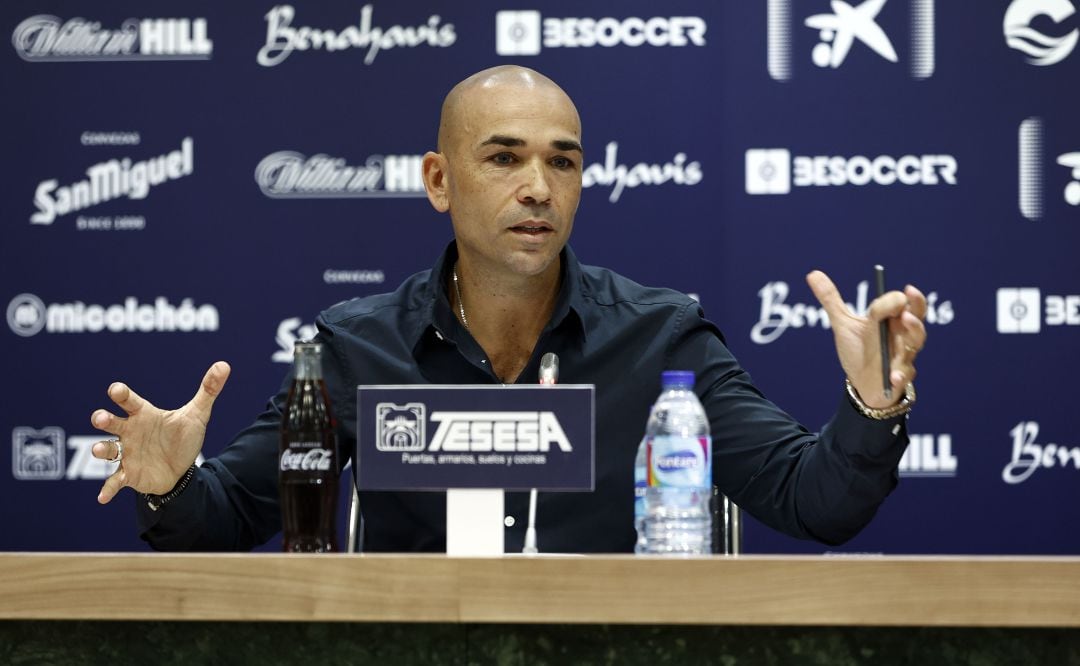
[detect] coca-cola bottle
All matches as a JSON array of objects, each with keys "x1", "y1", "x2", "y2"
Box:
[{"x1": 280, "y1": 341, "x2": 339, "y2": 552}]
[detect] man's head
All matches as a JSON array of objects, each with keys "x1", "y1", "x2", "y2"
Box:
[{"x1": 422, "y1": 66, "x2": 583, "y2": 283}]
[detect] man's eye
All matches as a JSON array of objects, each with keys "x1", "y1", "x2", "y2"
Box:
[
  {"x1": 551, "y1": 156, "x2": 574, "y2": 169},
  {"x1": 492, "y1": 153, "x2": 515, "y2": 165}
]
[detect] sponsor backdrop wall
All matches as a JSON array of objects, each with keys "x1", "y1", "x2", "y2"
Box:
[{"x1": 2, "y1": 1, "x2": 1078, "y2": 554}]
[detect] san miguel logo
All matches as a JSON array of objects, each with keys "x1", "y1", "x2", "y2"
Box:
[{"x1": 31, "y1": 137, "x2": 195, "y2": 225}]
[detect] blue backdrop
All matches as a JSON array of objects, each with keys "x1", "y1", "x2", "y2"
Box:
[{"x1": 3, "y1": 0, "x2": 1078, "y2": 554}]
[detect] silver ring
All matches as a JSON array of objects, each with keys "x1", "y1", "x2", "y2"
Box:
[{"x1": 107, "y1": 439, "x2": 123, "y2": 464}]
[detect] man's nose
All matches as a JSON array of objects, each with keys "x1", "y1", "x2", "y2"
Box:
[{"x1": 518, "y1": 159, "x2": 552, "y2": 205}]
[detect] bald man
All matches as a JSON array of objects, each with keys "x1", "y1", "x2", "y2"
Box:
[{"x1": 91, "y1": 66, "x2": 927, "y2": 552}]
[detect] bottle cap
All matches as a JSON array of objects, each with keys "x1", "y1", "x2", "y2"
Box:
[{"x1": 660, "y1": 370, "x2": 695, "y2": 388}]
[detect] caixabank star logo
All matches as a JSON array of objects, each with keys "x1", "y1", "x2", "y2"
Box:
[{"x1": 766, "y1": 0, "x2": 935, "y2": 81}]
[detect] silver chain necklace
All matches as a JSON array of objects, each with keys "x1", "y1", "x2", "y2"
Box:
[{"x1": 452, "y1": 264, "x2": 469, "y2": 330}]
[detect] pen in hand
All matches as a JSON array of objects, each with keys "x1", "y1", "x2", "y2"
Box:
[{"x1": 874, "y1": 265, "x2": 892, "y2": 401}]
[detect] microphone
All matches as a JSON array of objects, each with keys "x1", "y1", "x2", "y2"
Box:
[
  {"x1": 523, "y1": 353, "x2": 559, "y2": 554},
  {"x1": 539, "y1": 352, "x2": 559, "y2": 385}
]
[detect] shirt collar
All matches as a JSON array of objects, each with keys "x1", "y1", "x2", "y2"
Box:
[{"x1": 409, "y1": 241, "x2": 588, "y2": 355}]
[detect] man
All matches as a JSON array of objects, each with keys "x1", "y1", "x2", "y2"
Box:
[{"x1": 91, "y1": 66, "x2": 927, "y2": 552}]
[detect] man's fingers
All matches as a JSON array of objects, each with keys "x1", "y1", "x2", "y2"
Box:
[
  {"x1": 889, "y1": 313, "x2": 924, "y2": 389},
  {"x1": 108, "y1": 382, "x2": 148, "y2": 417},
  {"x1": 806, "y1": 270, "x2": 849, "y2": 321},
  {"x1": 895, "y1": 312, "x2": 927, "y2": 357},
  {"x1": 97, "y1": 468, "x2": 127, "y2": 505},
  {"x1": 91, "y1": 439, "x2": 122, "y2": 462},
  {"x1": 189, "y1": 361, "x2": 231, "y2": 417},
  {"x1": 904, "y1": 284, "x2": 928, "y2": 321},
  {"x1": 872, "y1": 285, "x2": 928, "y2": 325},
  {"x1": 90, "y1": 409, "x2": 126, "y2": 436},
  {"x1": 891, "y1": 365, "x2": 916, "y2": 390},
  {"x1": 867, "y1": 291, "x2": 908, "y2": 322}
]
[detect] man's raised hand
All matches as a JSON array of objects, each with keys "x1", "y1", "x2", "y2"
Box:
[
  {"x1": 806, "y1": 271, "x2": 927, "y2": 410},
  {"x1": 90, "y1": 361, "x2": 231, "y2": 504}
]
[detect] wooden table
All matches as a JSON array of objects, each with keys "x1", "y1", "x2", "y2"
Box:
[{"x1": 3, "y1": 553, "x2": 1078, "y2": 626}]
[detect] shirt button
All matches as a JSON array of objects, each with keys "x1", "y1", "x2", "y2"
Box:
[{"x1": 504, "y1": 515, "x2": 516, "y2": 527}]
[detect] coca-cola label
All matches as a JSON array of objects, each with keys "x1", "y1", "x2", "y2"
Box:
[{"x1": 280, "y1": 447, "x2": 333, "y2": 471}]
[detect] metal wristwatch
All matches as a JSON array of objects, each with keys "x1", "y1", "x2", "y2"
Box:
[{"x1": 845, "y1": 379, "x2": 916, "y2": 420}]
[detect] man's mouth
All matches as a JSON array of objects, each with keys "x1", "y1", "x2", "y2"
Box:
[{"x1": 510, "y1": 221, "x2": 554, "y2": 235}]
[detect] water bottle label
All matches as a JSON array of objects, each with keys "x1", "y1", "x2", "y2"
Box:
[{"x1": 647, "y1": 436, "x2": 710, "y2": 488}]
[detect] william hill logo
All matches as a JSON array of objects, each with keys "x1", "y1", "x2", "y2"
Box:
[{"x1": 13, "y1": 16, "x2": 213, "y2": 61}]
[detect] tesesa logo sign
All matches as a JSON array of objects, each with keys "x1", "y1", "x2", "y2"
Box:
[
  {"x1": 12, "y1": 427, "x2": 204, "y2": 481},
  {"x1": 495, "y1": 10, "x2": 705, "y2": 55},
  {"x1": 376, "y1": 403, "x2": 426, "y2": 452},
  {"x1": 374, "y1": 402, "x2": 572, "y2": 453}
]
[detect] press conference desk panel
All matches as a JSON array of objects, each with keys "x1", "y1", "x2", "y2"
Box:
[{"x1": 2, "y1": 553, "x2": 1078, "y2": 626}]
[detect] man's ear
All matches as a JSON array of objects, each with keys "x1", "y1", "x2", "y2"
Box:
[{"x1": 422, "y1": 151, "x2": 450, "y2": 212}]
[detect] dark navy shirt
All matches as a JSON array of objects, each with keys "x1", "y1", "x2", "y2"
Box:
[{"x1": 139, "y1": 243, "x2": 908, "y2": 552}]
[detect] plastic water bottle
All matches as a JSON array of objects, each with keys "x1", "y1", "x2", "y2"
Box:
[
  {"x1": 637, "y1": 370, "x2": 712, "y2": 555},
  {"x1": 634, "y1": 436, "x2": 648, "y2": 554}
]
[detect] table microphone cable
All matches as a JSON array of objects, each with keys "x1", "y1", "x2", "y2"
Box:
[{"x1": 523, "y1": 352, "x2": 558, "y2": 555}]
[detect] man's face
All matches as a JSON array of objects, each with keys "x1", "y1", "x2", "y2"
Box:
[{"x1": 437, "y1": 82, "x2": 582, "y2": 279}]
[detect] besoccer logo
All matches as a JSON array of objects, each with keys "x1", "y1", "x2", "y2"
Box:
[
  {"x1": 744, "y1": 147, "x2": 957, "y2": 194},
  {"x1": 745, "y1": 149, "x2": 791, "y2": 194},
  {"x1": 496, "y1": 11, "x2": 541, "y2": 55},
  {"x1": 376, "y1": 403, "x2": 426, "y2": 452},
  {"x1": 767, "y1": 0, "x2": 935, "y2": 81},
  {"x1": 494, "y1": 10, "x2": 706, "y2": 56},
  {"x1": 997, "y1": 288, "x2": 1041, "y2": 333}
]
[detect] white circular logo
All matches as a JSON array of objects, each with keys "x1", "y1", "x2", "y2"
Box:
[
  {"x1": 7, "y1": 293, "x2": 46, "y2": 337},
  {"x1": 1010, "y1": 299, "x2": 1029, "y2": 321},
  {"x1": 508, "y1": 21, "x2": 529, "y2": 43}
]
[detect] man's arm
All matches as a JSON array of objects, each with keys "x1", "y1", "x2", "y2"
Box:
[
  {"x1": 93, "y1": 313, "x2": 355, "y2": 551},
  {"x1": 134, "y1": 406, "x2": 285, "y2": 551},
  {"x1": 669, "y1": 302, "x2": 913, "y2": 545}
]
